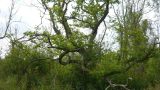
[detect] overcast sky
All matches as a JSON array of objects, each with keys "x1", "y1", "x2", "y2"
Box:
[
  {"x1": 0, "y1": 0, "x2": 42, "y2": 57},
  {"x1": 0, "y1": 0, "x2": 41, "y2": 25}
]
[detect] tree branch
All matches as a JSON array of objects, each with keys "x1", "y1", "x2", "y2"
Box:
[
  {"x1": 105, "y1": 77, "x2": 131, "y2": 90},
  {"x1": 90, "y1": 0, "x2": 110, "y2": 41},
  {"x1": 41, "y1": 0, "x2": 61, "y2": 35},
  {"x1": 60, "y1": 2, "x2": 72, "y2": 38},
  {"x1": 0, "y1": 0, "x2": 15, "y2": 39},
  {"x1": 126, "y1": 38, "x2": 157, "y2": 64},
  {"x1": 55, "y1": 51, "x2": 80, "y2": 65}
]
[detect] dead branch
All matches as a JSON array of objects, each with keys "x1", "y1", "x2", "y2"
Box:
[
  {"x1": 105, "y1": 77, "x2": 132, "y2": 90},
  {"x1": 0, "y1": 0, "x2": 15, "y2": 39}
]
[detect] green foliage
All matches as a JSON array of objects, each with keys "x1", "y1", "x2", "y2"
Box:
[
  {"x1": 0, "y1": 42, "x2": 51, "y2": 90},
  {"x1": 0, "y1": 43, "x2": 160, "y2": 89}
]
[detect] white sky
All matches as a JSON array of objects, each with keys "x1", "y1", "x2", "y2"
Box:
[
  {"x1": 0, "y1": 0, "x2": 41, "y2": 57},
  {"x1": 0, "y1": 0, "x2": 40, "y2": 25}
]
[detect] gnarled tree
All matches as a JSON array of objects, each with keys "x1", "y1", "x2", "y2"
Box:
[{"x1": 21, "y1": 0, "x2": 160, "y2": 89}]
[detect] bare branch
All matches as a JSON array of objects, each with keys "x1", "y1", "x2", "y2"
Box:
[
  {"x1": 105, "y1": 77, "x2": 131, "y2": 90},
  {"x1": 41, "y1": 0, "x2": 61, "y2": 35},
  {"x1": 0, "y1": 0, "x2": 15, "y2": 39},
  {"x1": 100, "y1": 21, "x2": 107, "y2": 43}
]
